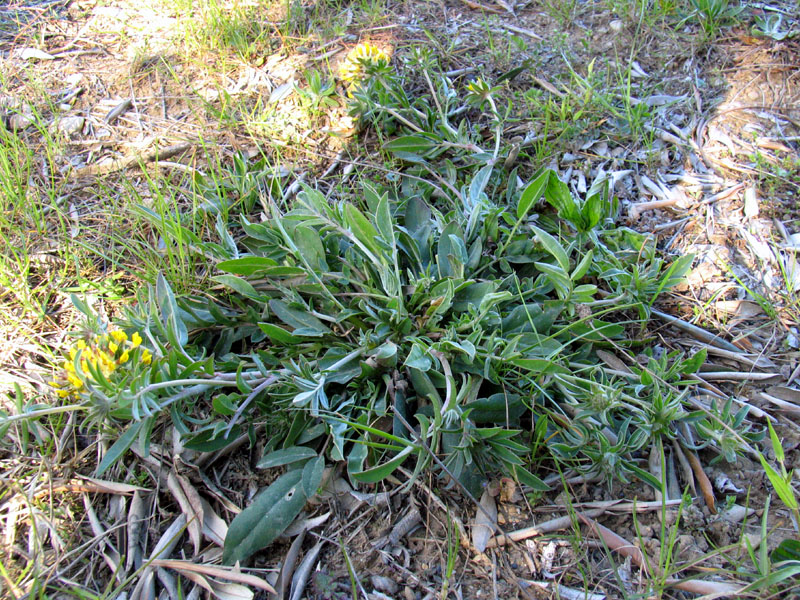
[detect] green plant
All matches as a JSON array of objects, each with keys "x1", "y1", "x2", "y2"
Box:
[
  {"x1": 295, "y1": 69, "x2": 339, "y2": 113},
  {"x1": 751, "y1": 13, "x2": 797, "y2": 41},
  {"x1": 757, "y1": 420, "x2": 800, "y2": 527},
  {"x1": 739, "y1": 495, "x2": 800, "y2": 595},
  {"x1": 36, "y1": 63, "x2": 757, "y2": 567},
  {"x1": 685, "y1": 0, "x2": 745, "y2": 38}
]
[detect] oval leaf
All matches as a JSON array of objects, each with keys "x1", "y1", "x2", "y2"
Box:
[
  {"x1": 223, "y1": 470, "x2": 307, "y2": 565},
  {"x1": 217, "y1": 257, "x2": 278, "y2": 276},
  {"x1": 351, "y1": 445, "x2": 416, "y2": 484},
  {"x1": 302, "y1": 455, "x2": 325, "y2": 498},
  {"x1": 257, "y1": 446, "x2": 317, "y2": 469}
]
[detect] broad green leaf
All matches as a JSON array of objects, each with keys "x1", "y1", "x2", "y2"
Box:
[
  {"x1": 344, "y1": 203, "x2": 382, "y2": 260},
  {"x1": 259, "y1": 266, "x2": 308, "y2": 278},
  {"x1": 571, "y1": 249, "x2": 593, "y2": 281},
  {"x1": 257, "y1": 446, "x2": 317, "y2": 469},
  {"x1": 405, "y1": 197, "x2": 432, "y2": 240},
  {"x1": 439, "y1": 339, "x2": 476, "y2": 362},
  {"x1": 531, "y1": 225, "x2": 570, "y2": 273},
  {"x1": 465, "y1": 394, "x2": 526, "y2": 424},
  {"x1": 517, "y1": 170, "x2": 550, "y2": 219},
  {"x1": 509, "y1": 358, "x2": 569, "y2": 375},
  {"x1": 212, "y1": 274, "x2": 262, "y2": 300},
  {"x1": 372, "y1": 341, "x2": 398, "y2": 367},
  {"x1": 437, "y1": 222, "x2": 464, "y2": 278},
  {"x1": 771, "y1": 539, "x2": 800, "y2": 563},
  {"x1": 534, "y1": 261, "x2": 572, "y2": 299},
  {"x1": 649, "y1": 253, "x2": 695, "y2": 303},
  {"x1": 156, "y1": 273, "x2": 188, "y2": 348},
  {"x1": 223, "y1": 470, "x2": 306, "y2": 564},
  {"x1": 582, "y1": 192, "x2": 606, "y2": 231},
  {"x1": 269, "y1": 299, "x2": 330, "y2": 336},
  {"x1": 768, "y1": 420, "x2": 785, "y2": 464},
  {"x1": 404, "y1": 343, "x2": 432, "y2": 371},
  {"x1": 452, "y1": 281, "x2": 494, "y2": 312},
  {"x1": 347, "y1": 436, "x2": 368, "y2": 479},
  {"x1": 258, "y1": 322, "x2": 304, "y2": 344},
  {"x1": 383, "y1": 135, "x2": 439, "y2": 155},
  {"x1": 544, "y1": 172, "x2": 581, "y2": 227},
  {"x1": 374, "y1": 194, "x2": 395, "y2": 251},
  {"x1": 297, "y1": 186, "x2": 332, "y2": 217},
  {"x1": 758, "y1": 454, "x2": 798, "y2": 510},
  {"x1": 573, "y1": 284, "x2": 597, "y2": 298},
  {"x1": 212, "y1": 394, "x2": 237, "y2": 416},
  {"x1": 217, "y1": 257, "x2": 278, "y2": 276},
  {"x1": 351, "y1": 445, "x2": 416, "y2": 483},
  {"x1": 469, "y1": 163, "x2": 493, "y2": 206},
  {"x1": 302, "y1": 455, "x2": 325, "y2": 498},
  {"x1": 407, "y1": 368, "x2": 442, "y2": 403},
  {"x1": 96, "y1": 421, "x2": 145, "y2": 476},
  {"x1": 292, "y1": 226, "x2": 328, "y2": 271},
  {"x1": 513, "y1": 465, "x2": 550, "y2": 491},
  {"x1": 447, "y1": 234, "x2": 468, "y2": 265},
  {"x1": 679, "y1": 348, "x2": 707, "y2": 374}
]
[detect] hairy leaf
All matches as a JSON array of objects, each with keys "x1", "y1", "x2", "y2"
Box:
[{"x1": 223, "y1": 470, "x2": 306, "y2": 564}]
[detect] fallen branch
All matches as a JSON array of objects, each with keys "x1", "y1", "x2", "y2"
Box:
[{"x1": 70, "y1": 141, "x2": 193, "y2": 179}]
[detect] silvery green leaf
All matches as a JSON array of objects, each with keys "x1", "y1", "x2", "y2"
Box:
[
  {"x1": 403, "y1": 343, "x2": 432, "y2": 371},
  {"x1": 223, "y1": 470, "x2": 306, "y2": 565}
]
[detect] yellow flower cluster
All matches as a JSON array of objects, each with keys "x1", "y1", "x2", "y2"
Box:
[
  {"x1": 338, "y1": 43, "x2": 390, "y2": 87},
  {"x1": 50, "y1": 330, "x2": 153, "y2": 398}
]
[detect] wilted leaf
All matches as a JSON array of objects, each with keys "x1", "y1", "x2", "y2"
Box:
[{"x1": 472, "y1": 489, "x2": 497, "y2": 553}]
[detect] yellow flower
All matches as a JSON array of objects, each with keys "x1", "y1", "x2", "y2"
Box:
[
  {"x1": 339, "y1": 43, "x2": 390, "y2": 86},
  {"x1": 141, "y1": 349, "x2": 152, "y2": 365},
  {"x1": 119, "y1": 351, "x2": 130, "y2": 364},
  {"x1": 108, "y1": 341, "x2": 119, "y2": 353},
  {"x1": 111, "y1": 330, "x2": 128, "y2": 343},
  {"x1": 76, "y1": 340, "x2": 87, "y2": 350},
  {"x1": 131, "y1": 332, "x2": 142, "y2": 348}
]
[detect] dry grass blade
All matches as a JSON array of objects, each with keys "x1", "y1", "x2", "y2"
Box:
[
  {"x1": 150, "y1": 559, "x2": 277, "y2": 594},
  {"x1": 167, "y1": 470, "x2": 204, "y2": 554},
  {"x1": 459, "y1": 0, "x2": 504, "y2": 14},
  {"x1": 665, "y1": 577, "x2": 744, "y2": 597},
  {"x1": 595, "y1": 349, "x2": 632, "y2": 373},
  {"x1": 274, "y1": 528, "x2": 305, "y2": 599},
  {"x1": 472, "y1": 488, "x2": 498, "y2": 553},
  {"x1": 78, "y1": 475, "x2": 150, "y2": 494},
  {"x1": 523, "y1": 580, "x2": 606, "y2": 600},
  {"x1": 69, "y1": 141, "x2": 193, "y2": 178},
  {"x1": 82, "y1": 493, "x2": 123, "y2": 580},
  {"x1": 126, "y1": 490, "x2": 147, "y2": 572},
  {"x1": 685, "y1": 447, "x2": 717, "y2": 514},
  {"x1": 200, "y1": 496, "x2": 228, "y2": 547},
  {"x1": 288, "y1": 540, "x2": 324, "y2": 600},
  {"x1": 487, "y1": 508, "x2": 605, "y2": 548},
  {"x1": 577, "y1": 512, "x2": 648, "y2": 574}
]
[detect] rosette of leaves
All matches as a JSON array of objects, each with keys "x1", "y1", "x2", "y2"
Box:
[{"x1": 94, "y1": 161, "x2": 739, "y2": 563}]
